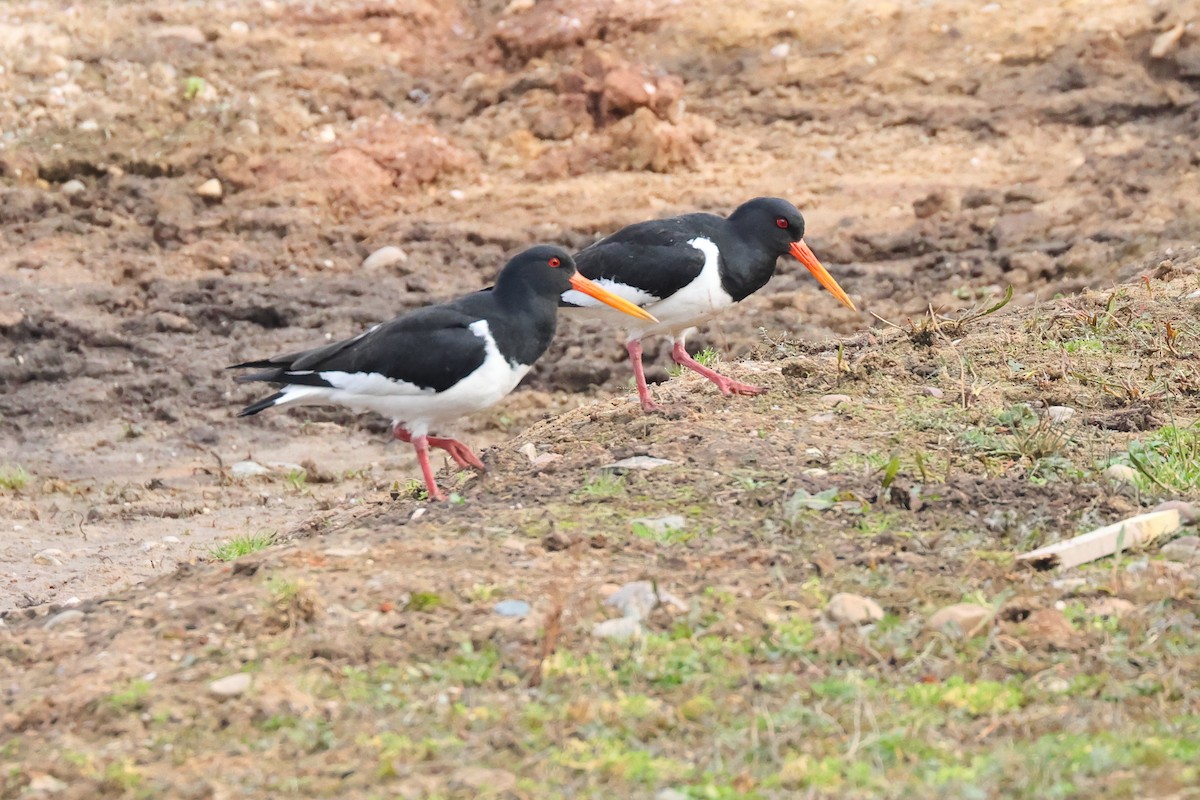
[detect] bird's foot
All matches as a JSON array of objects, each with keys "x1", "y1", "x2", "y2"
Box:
[
  {"x1": 428, "y1": 436, "x2": 486, "y2": 472},
  {"x1": 713, "y1": 377, "x2": 765, "y2": 397}
]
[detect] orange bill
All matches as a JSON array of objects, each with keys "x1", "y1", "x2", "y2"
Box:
[
  {"x1": 569, "y1": 273, "x2": 659, "y2": 323},
  {"x1": 789, "y1": 240, "x2": 857, "y2": 311}
]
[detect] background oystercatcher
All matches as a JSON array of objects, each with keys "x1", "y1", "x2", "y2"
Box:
[
  {"x1": 560, "y1": 197, "x2": 858, "y2": 411},
  {"x1": 230, "y1": 245, "x2": 657, "y2": 501}
]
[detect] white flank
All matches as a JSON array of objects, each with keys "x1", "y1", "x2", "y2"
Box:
[
  {"x1": 267, "y1": 320, "x2": 529, "y2": 437},
  {"x1": 567, "y1": 236, "x2": 735, "y2": 339},
  {"x1": 562, "y1": 278, "x2": 660, "y2": 309}
]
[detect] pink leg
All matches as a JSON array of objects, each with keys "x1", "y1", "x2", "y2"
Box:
[
  {"x1": 395, "y1": 425, "x2": 484, "y2": 471},
  {"x1": 427, "y1": 436, "x2": 486, "y2": 471},
  {"x1": 626, "y1": 339, "x2": 662, "y2": 412},
  {"x1": 671, "y1": 341, "x2": 764, "y2": 397},
  {"x1": 411, "y1": 435, "x2": 447, "y2": 502}
]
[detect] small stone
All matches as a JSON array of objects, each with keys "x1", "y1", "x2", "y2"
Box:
[
  {"x1": 33, "y1": 549, "x2": 64, "y2": 566},
  {"x1": 593, "y1": 616, "x2": 644, "y2": 640},
  {"x1": 195, "y1": 178, "x2": 223, "y2": 199},
  {"x1": 1089, "y1": 597, "x2": 1135, "y2": 618},
  {"x1": 237, "y1": 119, "x2": 260, "y2": 136},
  {"x1": 1104, "y1": 464, "x2": 1137, "y2": 485},
  {"x1": 922, "y1": 386, "x2": 944, "y2": 398},
  {"x1": 926, "y1": 603, "x2": 990, "y2": 637},
  {"x1": 43, "y1": 609, "x2": 85, "y2": 629},
  {"x1": 601, "y1": 456, "x2": 675, "y2": 472},
  {"x1": 162, "y1": 536, "x2": 181, "y2": 544},
  {"x1": 448, "y1": 766, "x2": 517, "y2": 793},
  {"x1": 148, "y1": 311, "x2": 196, "y2": 333},
  {"x1": 826, "y1": 592, "x2": 884, "y2": 625},
  {"x1": 604, "y1": 580, "x2": 688, "y2": 620},
  {"x1": 630, "y1": 515, "x2": 685, "y2": 535},
  {"x1": 1151, "y1": 22, "x2": 1186, "y2": 58},
  {"x1": 360, "y1": 246, "x2": 408, "y2": 272},
  {"x1": 542, "y1": 530, "x2": 573, "y2": 551},
  {"x1": 60, "y1": 179, "x2": 86, "y2": 196},
  {"x1": 494, "y1": 600, "x2": 531, "y2": 617},
  {"x1": 1160, "y1": 535, "x2": 1200, "y2": 562},
  {"x1": 820, "y1": 394, "x2": 852, "y2": 407},
  {"x1": 27, "y1": 774, "x2": 68, "y2": 794},
  {"x1": 769, "y1": 43, "x2": 790, "y2": 59},
  {"x1": 154, "y1": 25, "x2": 207, "y2": 45},
  {"x1": 209, "y1": 672, "x2": 252, "y2": 698},
  {"x1": 1152, "y1": 500, "x2": 1200, "y2": 525},
  {"x1": 1018, "y1": 608, "x2": 1080, "y2": 650},
  {"x1": 323, "y1": 546, "x2": 370, "y2": 558},
  {"x1": 230, "y1": 460, "x2": 270, "y2": 479},
  {"x1": 1046, "y1": 405, "x2": 1076, "y2": 425},
  {"x1": 229, "y1": 20, "x2": 250, "y2": 36},
  {"x1": 809, "y1": 412, "x2": 836, "y2": 424}
]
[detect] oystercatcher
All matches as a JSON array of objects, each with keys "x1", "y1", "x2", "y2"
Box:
[
  {"x1": 230, "y1": 245, "x2": 657, "y2": 501},
  {"x1": 560, "y1": 197, "x2": 857, "y2": 411}
]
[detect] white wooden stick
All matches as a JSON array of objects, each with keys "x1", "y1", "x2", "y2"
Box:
[{"x1": 1016, "y1": 509, "x2": 1184, "y2": 570}]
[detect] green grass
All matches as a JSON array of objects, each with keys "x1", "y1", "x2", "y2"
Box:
[
  {"x1": 579, "y1": 473, "x2": 626, "y2": 499},
  {"x1": 1120, "y1": 422, "x2": 1200, "y2": 495},
  {"x1": 209, "y1": 530, "x2": 276, "y2": 561},
  {"x1": 669, "y1": 347, "x2": 720, "y2": 377},
  {"x1": 0, "y1": 464, "x2": 29, "y2": 491}
]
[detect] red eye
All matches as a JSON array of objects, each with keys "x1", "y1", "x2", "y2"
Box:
[
  {"x1": 776, "y1": 217, "x2": 789, "y2": 229},
  {"x1": 548, "y1": 257, "x2": 561, "y2": 268}
]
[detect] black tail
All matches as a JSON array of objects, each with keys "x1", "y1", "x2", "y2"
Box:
[{"x1": 238, "y1": 391, "x2": 285, "y2": 417}]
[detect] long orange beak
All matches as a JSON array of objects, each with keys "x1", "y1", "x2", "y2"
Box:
[
  {"x1": 569, "y1": 273, "x2": 659, "y2": 323},
  {"x1": 789, "y1": 240, "x2": 857, "y2": 311}
]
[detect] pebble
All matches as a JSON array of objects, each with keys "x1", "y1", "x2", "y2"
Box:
[
  {"x1": 593, "y1": 616, "x2": 644, "y2": 640},
  {"x1": 601, "y1": 456, "x2": 675, "y2": 472},
  {"x1": 237, "y1": 119, "x2": 260, "y2": 136},
  {"x1": 631, "y1": 514, "x2": 685, "y2": 534},
  {"x1": 1152, "y1": 500, "x2": 1200, "y2": 525},
  {"x1": 1046, "y1": 405, "x2": 1076, "y2": 425},
  {"x1": 230, "y1": 460, "x2": 270, "y2": 478},
  {"x1": 542, "y1": 529, "x2": 572, "y2": 551},
  {"x1": 826, "y1": 592, "x2": 884, "y2": 625},
  {"x1": 43, "y1": 609, "x2": 85, "y2": 629},
  {"x1": 604, "y1": 580, "x2": 688, "y2": 620},
  {"x1": 1104, "y1": 464, "x2": 1137, "y2": 485},
  {"x1": 494, "y1": 600, "x2": 531, "y2": 617},
  {"x1": 60, "y1": 179, "x2": 86, "y2": 196},
  {"x1": 769, "y1": 43, "x2": 790, "y2": 59},
  {"x1": 922, "y1": 386, "x2": 944, "y2": 398},
  {"x1": 820, "y1": 393, "x2": 852, "y2": 407},
  {"x1": 1089, "y1": 597, "x2": 1135, "y2": 618},
  {"x1": 362, "y1": 245, "x2": 409, "y2": 271},
  {"x1": 229, "y1": 20, "x2": 250, "y2": 36},
  {"x1": 926, "y1": 603, "x2": 990, "y2": 637},
  {"x1": 809, "y1": 412, "x2": 836, "y2": 424},
  {"x1": 323, "y1": 546, "x2": 370, "y2": 558},
  {"x1": 27, "y1": 774, "x2": 68, "y2": 794},
  {"x1": 162, "y1": 536, "x2": 181, "y2": 544},
  {"x1": 1160, "y1": 535, "x2": 1200, "y2": 562},
  {"x1": 195, "y1": 178, "x2": 223, "y2": 199},
  {"x1": 209, "y1": 672, "x2": 252, "y2": 698},
  {"x1": 33, "y1": 548, "x2": 64, "y2": 566}
]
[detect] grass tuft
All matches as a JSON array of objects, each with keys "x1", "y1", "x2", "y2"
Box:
[
  {"x1": 209, "y1": 530, "x2": 276, "y2": 561},
  {"x1": 0, "y1": 464, "x2": 29, "y2": 491}
]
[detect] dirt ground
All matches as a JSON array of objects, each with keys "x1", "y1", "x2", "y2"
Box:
[{"x1": 2, "y1": 0, "x2": 1200, "y2": 797}]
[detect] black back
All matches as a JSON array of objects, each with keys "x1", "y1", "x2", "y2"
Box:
[
  {"x1": 230, "y1": 246, "x2": 576, "y2": 397},
  {"x1": 571, "y1": 197, "x2": 807, "y2": 304}
]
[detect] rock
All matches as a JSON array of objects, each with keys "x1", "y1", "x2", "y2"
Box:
[
  {"x1": 494, "y1": 600, "x2": 531, "y2": 617},
  {"x1": 209, "y1": 672, "x2": 252, "y2": 698},
  {"x1": 195, "y1": 178, "x2": 223, "y2": 199},
  {"x1": 1104, "y1": 464, "x2": 1137, "y2": 485},
  {"x1": 448, "y1": 766, "x2": 517, "y2": 794},
  {"x1": 43, "y1": 609, "x2": 85, "y2": 629},
  {"x1": 606, "y1": 108, "x2": 698, "y2": 173},
  {"x1": 60, "y1": 179, "x2": 86, "y2": 196},
  {"x1": 1018, "y1": 608, "x2": 1080, "y2": 650},
  {"x1": 922, "y1": 386, "x2": 944, "y2": 398},
  {"x1": 820, "y1": 394, "x2": 852, "y2": 407},
  {"x1": 542, "y1": 530, "x2": 572, "y2": 551},
  {"x1": 1160, "y1": 535, "x2": 1200, "y2": 562},
  {"x1": 926, "y1": 603, "x2": 990, "y2": 637},
  {"x1": 361, "y1": 245, "x2": 409, "y2": 272},
  {"x1": 1089, "y1": 597, "x2": 1135, "y2": 618},
  {"x1": 230, "y1": 460, "x2": 270, "y2": 479},
  {"x1": 912, "y1": 190, "x2": 950, "y2": 219},
  {"x1": 154, "y1": 25, "x2": 206, "y2": 45},
  {"x1": 323, "y1": 546, "x2": 370, "y2": 558},
  {"x1": 1151, "y1": 22, "x2": 1186, "y2": 58},
  {"x1": 1046, "y1": 405, "x2": 1075, "y2": 425},
  {"x1": 593, "y1": 616, "x2": 644, "y2": 640},
  {"x1": 604, "y1": 580, "x2": 688, "y2": 620},
  {"x1": 826, "y1": 593, "x2": 884, "y2": 625},
  {"x1": 1152, "y1": 500, "x2": 1200, "y2": 525},
  {"x1": 33, "y1": 549, "x2": 64, "y2": 566},
  {"x1": 27, "y1": 774, "x2": 68, "y2": 794},
  {"x1": 630, "y1": 515, "x2": 685, "y2": 535},
  {"x1": 601, "y1": 456, "x2": 675, "y2": 472},
  {"x1": 148, "y1": 311, "x2": 196, "y2": 333}
]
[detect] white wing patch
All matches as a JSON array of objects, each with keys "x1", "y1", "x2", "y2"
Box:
[{"x1": 562, "y1": 278, "x2": 660, "y2": 309}]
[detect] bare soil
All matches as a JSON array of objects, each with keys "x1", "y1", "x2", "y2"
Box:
[{"x1": 2, "y1": 0, "x2": 1200, "y2": 797}]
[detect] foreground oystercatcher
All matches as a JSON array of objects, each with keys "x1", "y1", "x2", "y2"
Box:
[
  {"x1": 561, "y1": 197, "x2": 857, "y2": 411},
  {"x1": 230, "y1": 245, "x2": 657, "y2": 501}
]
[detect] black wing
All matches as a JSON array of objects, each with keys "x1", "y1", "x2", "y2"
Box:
[
  {"x1": 571, "y1": 214, "x2": 722, "y2": 303},
  {"x1": 229, "y1": 306, "x2": 489, "y2": 394}
]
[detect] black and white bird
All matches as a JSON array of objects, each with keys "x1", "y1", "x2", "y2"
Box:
[
  {"x1": 230, "y1": 245, "x2": 657, "y2": 501},
  {"x1": 560, "y1": 197, "x2": 857, "y2": 411}
]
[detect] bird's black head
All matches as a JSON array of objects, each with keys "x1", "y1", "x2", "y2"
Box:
[
  {"x1": 728, "y1": 197, "x2": 806, "y2": 254},
  {"x1": 494, "y1": 244, "x2": 578, "y2": 300}
]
